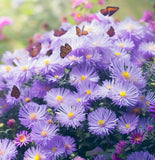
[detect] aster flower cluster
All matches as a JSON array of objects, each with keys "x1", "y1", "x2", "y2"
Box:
[{"x1": 0, "y1": 8, "x2": 155, "y2": 160}]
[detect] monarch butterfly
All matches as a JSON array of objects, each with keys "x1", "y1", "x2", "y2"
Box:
[
  {"x1": 60, "y1": 43, "x2": 72, "y2": 58},
  {"x1": 107, "y1": 26, "x2": 115, "y2": 37},
  {"x1": 54, "y1": 29, "x2": 67, "y2": 37},
  {"x1": 100, "y1": 6, "x2": 119, "y2": 16},
  {"x1": 76, "y1": 26, "x2": 88, "y2": 37},
  {"x1": 11, "y1": 85, "x2": 20, "y2": 99},
  {"x1": 29, "y1": 42, "x2": 41, "y2": 57}
]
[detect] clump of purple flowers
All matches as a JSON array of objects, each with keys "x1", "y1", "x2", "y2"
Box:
[{"x1": 0, "y1": 6, "x2": 155, "y2": 160}]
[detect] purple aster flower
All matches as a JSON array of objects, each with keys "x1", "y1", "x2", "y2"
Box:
[
  {"x1": 56, "y1": 104, "x2": 85, "y2": 128},
  {"x1": 144, "y1": 91, "x2": 155, "y2": 108},
  {"x1": 117, "y1": 114, "x2": 139, "y2": 134},
  {"x1": 46, "y1": 68, "x2": 65, "y2": 83},
  {"x1": 14, "y1": 130, "x2": 32, "y2": 147},
  {"x1": 73, "y1": 156, "x2": 86, "y2": 160},
  {"x1": 114, "y1": 38, "x2": 135, "y2": 51},
  {"x1": 31, "y1": 81, "x2": 51, "y2": 98},
  {"x1": 31, "y1": 120, "x2": 58, "y2": 146},
  {"x1": 24, "y1": 146, "x2": 47, "y2": 160},
  {"x1": 88, "y1": 107, "x2": 117, "y2": 136},
  {"x1": 46, "y1": 135, "x2": 65, "y2": 160},
  {"x1": 63, "y1": 136, "x2": 77, "y2": 156},
  {"x1": 77, "y1": 82, "x2": 100, "y2": 101},
  {"x1": 109, "y1": 81, "x2": 139, "y2": 107},
  {"x1": 45, "y1": 88, "x2": 73, "y2": 109},
  {"x1": 127, "y1": 151, "x2": 155, "y2": 160},
  {"x1": 116, "y1": 17, "x2": 145, "y2": 40},
  {"x1": 138, "y1": 41, "x2": 155, "y2": 58},
  {"x1": 115, "y1": 140, "x2": 127, "y2": 154},
  {"x1": 0, "y1": 98, "x2": 13, "y2": 114},
  {"x1": 150, "y1": 103, "x2": 155, "y2": 118},
  {"x1": 97, "y1": 79, "x2": 115, "y2": 98},
  {"x1": 110, "y1": 59, "x2": 146, "y2": 89},
  {"x1": 19, "y1": 102, "x2": 47, "y2": 128},
  {"x1": 129, "y1": 129, "x2": 146, "y2": 145},
  {"x1": 139, "y1": 9, "x2": 153, "y2": 23},
  {"x1": 94, "y1": 155, "x2": 106, "y2": 160},
  {"x1": 0, "y1": 139, "x2": 17, "y2": 160},
  {"x1": 70, "y1": 63, "x2": 99, "y2": 86}
]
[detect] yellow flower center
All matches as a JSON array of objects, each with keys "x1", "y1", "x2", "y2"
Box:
[
  {"x1": 87, "y1": 89, "x2": 91, "y2": 95},
  {"x1": 30, "y1": 113, "x2": 37, "y2": 121},
  {"x1": 115, "y1": 52, "x2": 121, "y2": 56},
  {"x1": 23, "y1": 65, "x2": 27, "y2": 71},
  {"x1": 19, "y1": 134, "x2": 26, "y2": 142},
  {"x1": 77, "y1": 13, "x2": 81, "y2": 18},
  {"x1": 86, "y1": 54, "x2": 92, "y2": 59},
  {"x1": 0, "y1": 150, "x2": 4, "y2": 155},
  {"x1": 125, "y1": 123, "x2": 130, "y2": 129},
  {"x1": 119, "y1": 43, "x2": 124, "y2": 47},
  {"x1": 45, "y1": 59, "x2": 50, "y2": 65},
  {"x1": 5, "y1": 66, "x2": 11, "y2": 71},
  {"x1": 17, "y1": 57, "x2": 21, "y2": 60},
  {"x1": 86, "y1": 27, "x2": 93, "y2": 31},
  {"x1": 41, "y1": 131, "x2": 47, "y2": 137},
  {"x1": 135, "y1": 136, "x2": 141, "y2": 141},
  {"x1": 56, "y1": 96, "x2": 63, "y2": 103},
  {"x1": 65, "y1": 144, "x2": 71, "y2": 150},
  {"x1": 35, "y1": 153, "x2": 42, "y2": 160},
  {"x1": 149, "y1": 45, "x2": 155, "y2": 51},
  {"x1": 81, "y1": 75, "x2": 87, "y2": 81},
  {"x1": 69, "y1": 56, "x2": 79, "y2": 61},
  {"x1": 77, "y1": 98, "x2": 81, "y2": 102},
  {"x1": 93, "y1": 42, "x2": 97, "y2": 46},
  {"x1": 140, "y1": 95, "x2": 145, "y2": 101},
  {"x1": 146, "y1": 101, "x2": 150, "y2": 106},
  {"x1": 67, "y1": 112, "x2": 75, "y2": 119},
  {"x1": 98, "y1": 120, "x2": 105, "y2": 127},
  {"x1": 107, "y1": 85, "x2": 111, "y2": 90},
  {"x1": 3, "y1": 104, "x2": 7, "y2": 108},
  {"x1": 52, "y1": 147, "x2": 57, "y2": 152},
  {"x1": 55, "y1": 75, "x2": 58, "y2": 78},
  {"x1": 122, "y1": 71, "x2": 130, "y2": 79},
  {"x1": 46, "y1": 86, "x2": 50, "y2": 91},
  {"x1": 25, "y1": 97, "x2": 30, "y2": 103},
  {"x1": 120, "y1": 91, "x2": 127, "y2": 97}
]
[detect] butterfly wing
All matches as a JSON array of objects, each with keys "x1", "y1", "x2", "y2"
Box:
[
  {"x1": 46, "y1": 49, "x2": 53, "y2": 56},
  {"x1": 60, "y1": 43, "x2": 72, "y2": 58},
  {"x1": 54, "y1": 29, "x2": 67, "y2": 37},
  {"x1": 11, "y1": 85, "x2": 20, "y2": 99},
  {"x1": 76, "y1": 26, "x2": 82, "y2": 36},
  {"x1": 107, "y1": 6, "x2": 119, "y2": 16},
  {"x1": 29, "y1": 42, "x2": 41, "y2": 57},
  {"x1": 100, "y1": 8, "x2": 108, "y2": 16},
  {"x1": 107, "y1": 26, "x2": 115, "y2": 37}
]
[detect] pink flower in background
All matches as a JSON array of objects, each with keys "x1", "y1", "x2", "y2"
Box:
[
  {"x1": 148, "y1": 20, "x2": 155, "y2": 32},
  {"x1": 72, "y1": 12, "x2": 83, "y2": 22},
  {"x1": 0, "y1": 17, "x2": 13, "y2": 29},
  {"x1": 71, "y1": 0, "x2": 88, "y2": 8},
  {"x1": 33, "y1": 33, "x2": 43, "y2": 41},
  {"x1": 98, "y1": 0, "x2": 106, "y2": 5},
  {"x1": 85, "y1": 2, "x2": 93, "y2": 9},
  {"x1": 139, "y1": 9, "x2": 153, "y2": 23}
]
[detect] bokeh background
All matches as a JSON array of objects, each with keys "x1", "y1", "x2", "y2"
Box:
[{"x1": 0, "y1": 0, "x2": 154, "y2": 60}]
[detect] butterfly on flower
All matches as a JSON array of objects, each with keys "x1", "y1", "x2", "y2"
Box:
[
  {"x1": 46, "y1": 49, "x2": 53, "y2": 56},
  {"x1": 60, "y1": 43, "x2": 72, "y2": 58},
  {"x1": 28, "y1": 42, "x2": 41, "y2": 57},
  {"x1": 11, "y1": 85, "x2": 20, "y2": 99},
  {"x1": 54, "y1": 29, "x2": 67, "y2": 37},
  {"x1": 76, "y1": 26, "x2": 88, "y2": 37},
  {"x1": 107, "y1": 26, "x2": 115, "y2": 37},
  {"x1": 100, "y1": 6, "x2": 119, "y2": 16}
]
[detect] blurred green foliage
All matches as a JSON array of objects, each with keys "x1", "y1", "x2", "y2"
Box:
[{"x1": 0, "y1": 0, "x2": 153, "y2": 60}]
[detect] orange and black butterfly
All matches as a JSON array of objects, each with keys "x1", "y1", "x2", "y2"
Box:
[
  {"x1": 29, "y1": 42, "x2": 41, "y2": 57},
  {"x1": 107, "y1": 26, "x2": 115, "y2": 37},
  {"x1": 60, "y1": 43, "x2": 72, "y2": 58},
  {"x1": 11, "y1": 85, "x2": 20, "y2": 99},
  {"x1": 46, "y1": 49, "x2": 53, "y2": 56},
  {"x1": 76, "y1": 26, "x2": 88, "y2": 37},
  {"x1": 100, "y1": 6, "x2": 119, "y2": 16},
  {"x1": 54, "y1": 29, "x2": 67, "y2": 37}
]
